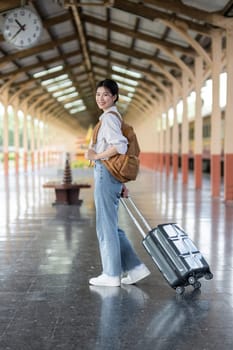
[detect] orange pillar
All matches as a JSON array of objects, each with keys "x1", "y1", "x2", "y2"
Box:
[
  {"x1": 172, "y1": 88, "x2": 179, "y2": 180},
  {"x1": 37, "y1": 118, "x2": 41, "y2": 169},
  {"x1": 31, "y1": 152, "x2": 35, "y2": 170},
  {"x1": 31, "y1": 117, "x2": 35, "y2": 171},
  {"x1": 212, "y1": 155, "x2": 221, "y2": 196},
  {"x1": 4, "y1": 152, "x2": 9, "y2": 175},
  {"x1": 23, "y1": 152, "x2": 27, "y2": 171},
  {"x1": 43, "y1": 151, "x2": 46, "y2": 166},
  {"x1": 165, "y1": 153, "x2": 170, "y2": 175},
  {"x1": 165, "y1": 100, "x2": 171, "y2": 176},
  {"x1": 181, "y1": 73, "x2": 189, "y2": 184},
  {"x1": 3, "y1": 104, "x2": 9, "y2": 176},
  {"x1": 37, "y1": 151, "x2": 41, "y2": 168},
  {"x1": 211, "y1": 30, "x2": 222, "y2": 197},
  {"x1": 23, "y1": 114, "x2": 28, "y2": 172},
  {"x1": 173, "y1": 154, "x2": 179, "y2": 179},
  {"x1": 182, "y1": 154, "x2": 188, "y2": 183},
  {"x1": 160, "y1": 152, "x2": 164, "y2": 171},
  {"x1": 15, "y1": 152, "x2": 19, "y2": 173},
  {"x1": 224, "y1": 27, "x2": 233, "y2": 201},
  {"x1": 158, "y1": 116, "x2": 165, "y2": 172},
  {"x1": 13, "y1": 106, "x2": 20, "y2": 174},
  {"x1": 224, "y1": 154, "x2": 233, "y2": 200},
  {"x1": 194, "y1": 155, "x2": 202, "y2": 188},
  {"x1": 194, "y1": 56, "x2": 203, "y2": 190},
  {"x1": 155, "y1": 152, "x2": 160, "y2": 171}
]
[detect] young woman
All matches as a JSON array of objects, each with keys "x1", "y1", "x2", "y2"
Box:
[{"x1": 85, "y1": 79, "x2": 150, "y2": 287}]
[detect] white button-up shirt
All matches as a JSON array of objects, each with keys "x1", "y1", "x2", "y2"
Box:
[{"x1": 94, "y1": 106, "x2": 128, "y2": 159}]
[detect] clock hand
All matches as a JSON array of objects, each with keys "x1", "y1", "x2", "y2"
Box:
[
  {"x1": 15, "y1": 19, "x2": 26, "y2": 31},
  {"x1": 10, "y1": 20, "x2": 26, "y2": 41},
  {"x1": 11, "y1": 26, "x2": 24, "y2": 40}
]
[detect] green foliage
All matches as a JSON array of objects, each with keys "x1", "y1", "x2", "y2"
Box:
[
  {"x1": 71, "y1": 159, "x2": 90, "y2": 168},
  {"x1": 0, "y1": 152, "x2": 15, "y2": 162}
]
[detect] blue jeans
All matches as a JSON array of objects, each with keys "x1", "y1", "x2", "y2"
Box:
[{"x1": 94, "y1": 161, "x2": 142, "y2": 276}]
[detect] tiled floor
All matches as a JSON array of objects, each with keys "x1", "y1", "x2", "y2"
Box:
[{"x1": 0, "y1": 166, "x2": 233, "y2": 350}]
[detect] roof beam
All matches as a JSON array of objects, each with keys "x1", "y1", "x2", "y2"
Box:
[
  {"x1": 113, "y1": 0, "x2": 213, "y2": 35},
  {"x1": 0, "y1": 34, "x2": 79, "y2": 67},
  {"x1": 90, "y1": 51, "x2": 165, "y2": 80},
  {"x1": 143, "y1": 0, "x2": 231, "y2": 29},
  {"x1": 82, "y1": 14, "x2": 194, "y2": 56},
  {"x1": 87, "y1": 35, "x2": 179, "y2": 70}
]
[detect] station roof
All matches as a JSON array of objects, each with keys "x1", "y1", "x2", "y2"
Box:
[{"x1": 0, "y1": 0, "x2": 233, "y2": 131}]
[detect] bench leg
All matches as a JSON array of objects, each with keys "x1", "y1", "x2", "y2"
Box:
[{"x1": 53, "y1": 189, "x2": 82, "y2": 205}]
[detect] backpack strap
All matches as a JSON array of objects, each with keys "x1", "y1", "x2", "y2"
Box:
[
  {"x1": 91, "y1": 121, "x2": 101, "y2": 146},
  {"x1": 109, "y1": 111, "x2": 122, "y2": 123}
]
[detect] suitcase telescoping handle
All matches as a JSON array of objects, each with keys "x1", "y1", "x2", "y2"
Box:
[{"x1": 120, "y1": 197, "x2": 152, "y2": 238}]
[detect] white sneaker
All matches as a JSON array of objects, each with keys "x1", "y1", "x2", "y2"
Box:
[
  {"x1": 121, "y1": 264, "x2": 150, "y2": 285},
  {"x1": 89, "y1": 274, "x2": 121, "y2": 287}
]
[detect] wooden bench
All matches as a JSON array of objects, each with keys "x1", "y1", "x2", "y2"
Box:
[{"x1": 43, "y1": 182, "x2": 91, "y2": 205}]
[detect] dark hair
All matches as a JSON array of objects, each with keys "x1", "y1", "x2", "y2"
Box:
[{"x1": 96, "y1": 79, "x2": 119, "y2": 102}]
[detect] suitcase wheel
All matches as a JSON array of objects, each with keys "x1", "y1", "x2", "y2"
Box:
[
  {"x1": 175, "y1": 286, "x2": 185, "y2": 295},
  {"x1": 193, "y1": 281, "x2": 201, "y2": 290},
  {"x1": 188, "y1": 276, "x2": 196, "y2": 285},
  {"x1": 204, "y1": 272, "x2": 214, "y2": 280}
]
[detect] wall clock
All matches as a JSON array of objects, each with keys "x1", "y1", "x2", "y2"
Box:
[{"x1": 3, "y1": 7, "x2": 42, "y2": 49}]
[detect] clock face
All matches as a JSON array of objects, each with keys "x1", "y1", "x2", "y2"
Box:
[{"x1": 3, "y1": 7, "x2": 42, "y2": 49}]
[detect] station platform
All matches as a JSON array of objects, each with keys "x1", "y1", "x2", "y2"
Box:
[{"x1": 0, "y1": 166, "x2": 233, "y2": 350}]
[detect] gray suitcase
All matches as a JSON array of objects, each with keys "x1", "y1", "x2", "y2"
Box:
[{"x1": 120, "y1": 197, "x2": 213, "y2": 294}]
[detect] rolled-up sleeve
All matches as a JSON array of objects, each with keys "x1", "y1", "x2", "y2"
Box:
[{"x1": 102, "y1": 114, "x2": 128, "y2": 154}]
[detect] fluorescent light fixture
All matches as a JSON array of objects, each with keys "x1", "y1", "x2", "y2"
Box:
[
  {"x1": 33, "y1": 65, "x2": 63, "y2": 78},
  {"x1": 52, "y1": 87, "x2": 76, "y2": 97},
  {"x1": 33, "y1": 65, "x2": 88, "y2": 116},
  {"x1": 70, "y1": 106, "x2": 86, "y2": 113},
  {"x1": 119, "y1": 94, "x2": 131, "y2": 102},
  {"x1": 47, "y1": 80, "x2": 72, "y2": 92},
  {"x1": 112, "y1": 74, "x2": 138, "y2": 86},
  {"x1": 64, "y1": 100, "x2": 84, "y2": 109},
  {"x1": 57, "y1": 92, "x2": 79, "y2": 102},
  {"x1": 118, "y1": 103, "x2": 128, "y2": 109},
  {"x1": 112, "y1": 65, "x2": 141, "y2": 79},
  {"x1": 41, "y1": 74, "x2": 69, "y2": 86},
  {"x1": 118, "y1": 82, "x2": 135, "y2": 93}
]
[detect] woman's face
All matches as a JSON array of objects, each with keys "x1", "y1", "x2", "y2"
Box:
[{"x1": 96, "y1": 86, "x2": 117, "y2": 111}]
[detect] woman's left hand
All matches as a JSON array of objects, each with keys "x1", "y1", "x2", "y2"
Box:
[
  {"x1": 121, "y1": 184, "x2": 129, "y2": 198},
  {"x1": 85, "y1": 148, "x2": 97, "y2": 161}
]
